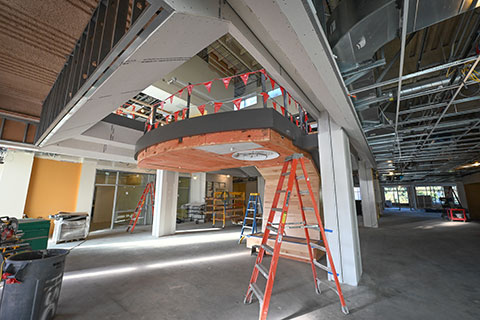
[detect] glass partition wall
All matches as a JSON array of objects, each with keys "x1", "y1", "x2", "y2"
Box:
[{"x1": 90, "y1": 170, "x2": 156, "y2": 231}]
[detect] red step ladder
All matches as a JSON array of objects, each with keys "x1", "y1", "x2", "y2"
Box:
[
  {"x1": 244, "y1": 153, "x2": 348, "y2": 319},
  {"x1": 126, "y1": 182, "x2": 155, "y2": 233}
]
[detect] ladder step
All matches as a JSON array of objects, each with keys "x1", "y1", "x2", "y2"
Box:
[
  {"x1": 245, "y1": 217, "x2": 254, "y2": 220},
  {"x1": 247, "y1": 209, "x2": 256, "y2": 211},
  {"x1": 282, "y1": 172, "x2": 290, "y2": 176},
  {"x1": 266, "y1": 225, "x2": 278, "y2": 233},
  {"x1": 310, "y1": 242, "x2": 326, "y2": 252},
  {"x1": 250, "y1": 283, "x2": 264, "y2": 304},
  {"x1": 296, "y1": 175, "x2": 305, "y2": 180},
  {"x1": 276, "y1": 190, "x2": 287, "y2": 193},
  {"x1": 313, "y1": 259, "x2": 332, "y2": 273},
  {"x1": 299, "y1": 190, "x2": 309, "y2": 195},
  {"x1": 302, "y1": 207, "x2": 314, "y2": 211},
  {"x1": 255, "y1": 263, "x2": 269, "y2": 279},
  {"x1": 261, "y1": 244, "x2": 274, "y2": 255},
  {"x1": 243, "y1": 226, "x2": 253, "y2": 229},
  {"x1": 272, "y1": 208, "x2": 283, "y2": 212}
]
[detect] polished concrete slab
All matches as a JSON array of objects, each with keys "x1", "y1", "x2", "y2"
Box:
[{"x1": 53, "y1": 214, "x2": 480, "y2": 319}]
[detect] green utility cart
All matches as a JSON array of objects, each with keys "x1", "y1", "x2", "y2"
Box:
[{"x1": 17, "y1": 219, "x2": 50, "y2": 250}]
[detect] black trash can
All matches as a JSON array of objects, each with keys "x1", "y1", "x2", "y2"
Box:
[{"x1": 0, "y1": 249, "x2": 69, "y2": 320}]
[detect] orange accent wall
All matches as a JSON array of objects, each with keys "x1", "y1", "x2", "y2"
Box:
[{"x1": 24, "y1": 157, "x2": 82, "y2": 232}]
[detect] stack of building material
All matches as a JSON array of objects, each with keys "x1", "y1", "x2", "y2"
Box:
[{"x1": 183, "y1": 203, "x2": 206, "y2": 223}]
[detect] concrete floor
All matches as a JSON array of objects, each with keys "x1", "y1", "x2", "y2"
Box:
[{"x1": 52, "y1": 214, "x2": 480, "y2": 319}]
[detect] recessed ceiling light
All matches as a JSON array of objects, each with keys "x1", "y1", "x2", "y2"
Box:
[{"x1": 232, "y1": 150, "x2": 280, "y2": 161}]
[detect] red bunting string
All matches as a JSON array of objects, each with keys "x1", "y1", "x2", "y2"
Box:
[
  {"x1": 288, "y1": 93, "x2": 291, "y2": 105},
  {"x1": 187, "y1": 85, "x2": 194, "y2": 96},
  {"x1": 240, "y1": 73, "x2": 249, "y2": 85},
  {"x1": 165, "y1": 115, "x2": 170, "y2": 122},
  {"x1": 233, "y1": 98, "x2": 242, "y2": 110},
  {"x1": 169, "y1": 95, "x2": 174, "y2": 104},
  {"x1": 198, "y1": 104, "x2": 206, "y2": 115},
  {"x1": 272, "y1": 101, "x2": 277, "y2": 111},
  {"x1": 269, "y1": 76, "x2": 275, "y2": 90},
  {"x1": 174, "y1": 111, "x2": 179, "y2": 121},
  {"x1": 160, "y1": 101, "x2": 165, "y2": 110},
  {"x1": 181, "y1": 108, "x2": 187, "y2": 120},
  {"x1": 155, "y1": 122, "x2": 160, "y2": 129},
  {"x1": 280, "y1": 87, "x2": 285, "y2": 97},
  {"x1": 280, "y1": 106, "x2": 285, "y2": 116},
  {"x1": 222, "y1": 77, "x2": 232, "y2": 90},
  {"x1": 260, "y1": 92, "x2": 269, "y2": 104},
  {"x1": 204, "y1": 81, "x2": 212, "y2": 93},
  {"x1": 214, "y1": 102, "x2": 223, "y2": 113},
  {"x1": 177, "y1": 89, "x2": 183, "y2": 98},
  {"x1": 260, "y1": 69, "x2": 267, "y2": 78}
]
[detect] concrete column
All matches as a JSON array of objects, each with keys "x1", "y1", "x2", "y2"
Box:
[
  {"x1": 0, "y1": 150, "x2": 34, "y2": 219},
  {"x1": 317, "y1": 112, "x2": 362, "y2": 286},
  {"x1": 408, "y1": 185, "x2": 417, "y2": 210},
  {"x1": 152, "y1": 170, "x2": 178, "y2": 237},
  {"x1": 189, "y1": 172, "x2": 206, "y2": 203},
  {"x1": 358, "y1": 160, "x2": 378, "y2": 228},
  {"x1": 373, "y1": 176, "x2": 383, "y2": 213}
]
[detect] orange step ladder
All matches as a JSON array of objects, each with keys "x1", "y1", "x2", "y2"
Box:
[
  {"x1": 244, "y1": 153, "x2": 348, "y2": 319},
  {"x1": 126, "y1": 182, "x2": 155, "y2": 233}
]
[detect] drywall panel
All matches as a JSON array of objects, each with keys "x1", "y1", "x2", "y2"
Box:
[
  {"x1": 0, "y1": 150, "x2": 34, "y2": 218},
  {"x1": 76, "y1": 159, "x2": 97, "y2": 215}
]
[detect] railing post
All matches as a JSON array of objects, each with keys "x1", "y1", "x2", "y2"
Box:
[{"x1": 186, "y1": 82, "x2": 191, "y2": 118}]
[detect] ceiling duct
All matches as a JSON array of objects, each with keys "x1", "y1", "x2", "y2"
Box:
[{"x1": 326, "y1": 0, "x2": 479, "y2": 70}]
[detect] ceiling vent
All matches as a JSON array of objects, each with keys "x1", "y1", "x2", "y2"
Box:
[{"x1": 232, "y1": 150, "x2": 279, "y2": 161}]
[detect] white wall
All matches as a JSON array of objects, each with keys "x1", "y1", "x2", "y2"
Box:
[
  {"x1": 75, "y1": 159, "x2": 97, "y2": 214},
  {"x1": 152, "y1": 170, "x2": 179, "y2": 237},
  {"x1": 0, "y1": 150, "x2": 34, "y2": 218}
]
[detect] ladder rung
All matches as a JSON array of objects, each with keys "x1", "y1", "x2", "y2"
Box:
[
  {"x1": 247, "y1": 209, "x2": 256, "y2": 211},
  {"x1": 299, "y1": 190, "x2": 309, "y2": 195},
  {"x1": 261, "y1": 244, "x2": 274, "y2": 255},
  {"x1": 243, "y1": 226, "x2": 253, "y2": 229},
  {"x1": 302, "y1": 207, "x2": 314, "y2": 211},
  {"x1": 266, "y1": 225, "x2": 278, "y2": 233},
  {"x1": 296, "y1": 175, "x2": 305, "y2": 180},
  {"x1": 250, "y1": 283, "x2": 264, "y2": 303},
  {"x1": 310, "y1": 242, "x2": 326, "y2": 252},
  {"x1": 245, "y1": 217, "x2": 254, "y2": 220},
  {"x1": 282, "y1": 172, "x2": 290, "y2": 176},
  {"x1": 255, "y1": 263, "x2": 269, "y2": 279},
  {"x1": 271, "y1": 208, "x2": 283, "y2": 212},
  {"x1": 276, "y1": 190, "x2": 287, "y2": 193},
  {"x1": 313, "y1": 259, "x2": 332, "y2": 273},
  {"x1": 304, "y1": 224, "x2": 320, "y2": 230}
]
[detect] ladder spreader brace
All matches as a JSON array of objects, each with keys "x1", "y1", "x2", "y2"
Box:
[{"x1": 243, "y1": 153, "x2": 349, "y2": 319}]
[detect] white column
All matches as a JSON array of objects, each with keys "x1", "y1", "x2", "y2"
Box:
[
  {"x1": 75, "y1": 159, "x2": 97, "y2": 215},
  {"x1": 152, "y1": 170, "x2": 178, "y2": 237},
  {"x1": 189, "y1": 172, "x2": 206, "y2": 203},
  {"x1": 318, "y1": 112, "x2": 362, "y2": 286},
  {"x1": 0, "y1": 150, "x2": 34, "y2": 219},
  {"x1": 358, "y1": 160, "x2": 378, "y2": 228}
]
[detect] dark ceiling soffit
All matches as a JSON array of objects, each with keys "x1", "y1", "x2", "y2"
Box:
[
  {"x1": 102, "y1": 113, "x2": 145, "y2": 131},
  {"x1": 134, "y1": 108, "x2": 318, "y2": 164}
]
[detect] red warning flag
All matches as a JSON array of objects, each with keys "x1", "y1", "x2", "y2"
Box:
[
  {"x1": 174, "y1": 111, "x2": 179, "y2": 121},
  {"x1": 204, "y1": 81, "x2": 213, "y2": 93},
  {"x1": 214, "y1": 102, "x2": 223, "y2": 113},
  {"x1": 280, "y1": 87, "x2": 285, "y2": 97},
  {"x1": 197, "y1": 104, "x2": 206, "y2": 115},
  {"x1": 177, "y1": 89, "x2": 183, "y2": 97},
  {"x1": 169, "y1": 95, "x2": 174, "y2": 104},
  {"x1": 155, "y1": 122, "x2": 159, "y2": 129},
  {"x1": 269, "y1": 76, "x2": 275, "y2": 90},
  {"x1": 187, "y1": 85, "x2": 194, "y2": 95},
  {"x1": 165, "y1": 115, "x2": 170, "y2": 122},
  {"x1": 280, "y1": 106, "x2": 285, "y2": 116},
  {"x1": 233, "y1": 98, "x2": 242, "y2": 110},
  {"x1": 222, "y1": 77, "x2": 232, "y2": 89},
  {"x1": 181, "y1": 108, "x2": 187, "y2": 120},
  {"x1": 240, "y1": 73, "x2": 249, "y2": 85},
  {"x1": 160, "y1": 101, "x2": 165, "y2": 110},
  {"x1": 260, "y1": 92, "x2": 269, "y2": 104},
  {"x1": 272, "y1": 101, "x2": 277, "y2": 111},
  {"x1": 288, "y1": 93, "x2": 291, "y2": 105}
]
